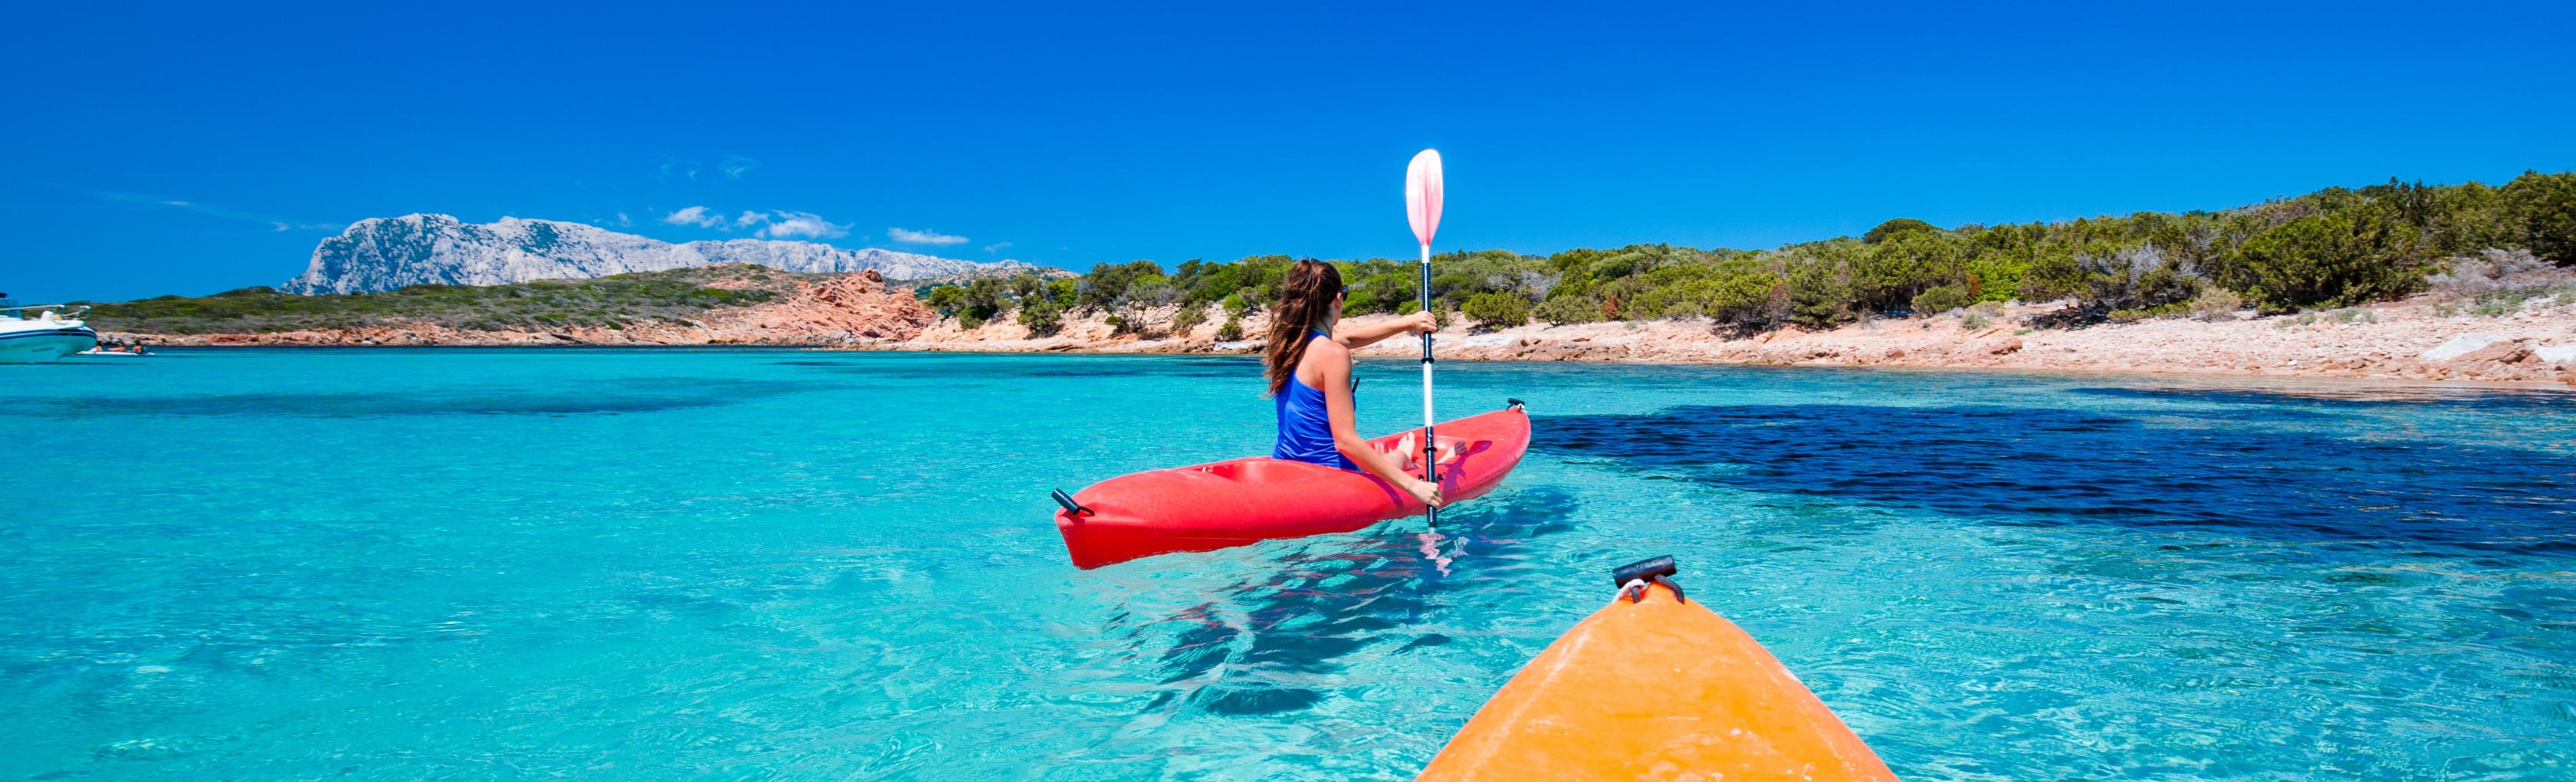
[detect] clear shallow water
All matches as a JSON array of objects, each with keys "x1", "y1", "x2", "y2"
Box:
[{"x1": 4, "y1": 349, "x2": 2573, "y2": 780}]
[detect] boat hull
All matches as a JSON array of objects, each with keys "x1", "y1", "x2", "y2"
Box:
[
  {"x1": 0, "y1": 327, "x2": 98, "y2": 363},
  {"x1": 1418, "y1": 580, "x2": 1897, "y2": 781},
  {"x1": 1054, "y1": 406, "x2": 1530, "y2": 569}
]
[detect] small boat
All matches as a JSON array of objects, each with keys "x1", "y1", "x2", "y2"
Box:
[
  {"x1": 1052, "y1": 401, "x2": 1530, "y2": 569},
  {"x1": 1418, "y1": 557, "x2": 1898, "y2": 781},
  {"x1": 76, "y1": 336, "x2": 154, "y2": 356},
  {"x1": 0, "y1": 302, "x2": 100, "y2": 364}
]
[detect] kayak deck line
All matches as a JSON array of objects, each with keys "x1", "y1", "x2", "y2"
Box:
[
  {"x1": 1418, "y1": 556, "x2": 1898, "y2": 781},
  {"x1": 1052, "y1": 400, "x2": 1530, "y2": 569}
]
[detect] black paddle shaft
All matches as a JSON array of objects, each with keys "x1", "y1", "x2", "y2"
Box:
[{"x1": 1420, "y1": 251, "x2": 1438, "y2": 527}]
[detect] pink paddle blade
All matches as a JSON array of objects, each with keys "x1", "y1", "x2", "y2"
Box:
[{"x1": 1406, "y1": 149, "x2": 1444, "y2": 248}]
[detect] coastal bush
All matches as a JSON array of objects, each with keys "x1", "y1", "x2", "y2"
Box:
[
  {"x1": 1960, "y1": 311, "x2": 1993, "y2": 331},
  {"x1": 2503, "y1": 170, "x2": 2576, "y2": 264},
  {"x1": 1076, "y1": 261, "x2": 1165, "y2": 312},
  {"x1": 922, "y1": 284, "x2": 967, "y2": 316},
  {"x1": 1017, "y1": 298, "x2": 1063, "y2": 336},
  {"x1": 1910, "y1": 284, "x2": 1971, "y2": 314},
  {"x1": 959, "y1": 276, "x2": 1014, "y2": 323},
  {"x1": 1863, "y1": 218, "x2": 1939, "y2": 244},
  {"x1": 1533, "y1": 291, "x2": 1604, "y2": 325},
  {"x1": 2226, "y1": 211, "x2": 2429, "y2": 313},
  {"x1": 1462, "y1": 291, "x2": 1531, "y2": 330},
  {"x1": 1215, "y1": 317, "x2": 1244, "y2": 341},
  {"x1": 2187, "y1": 288, "x2": 2243, "y2": 321},
  {"x1": 1170, "y1": 304, "x2": 1209, "y2": 334},
  {"x1": 2076, "y1": 245, "x2": 2200, "y2": 320}
]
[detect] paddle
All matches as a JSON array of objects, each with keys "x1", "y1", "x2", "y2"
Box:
[{"x1": 1405, "y1": 149, "x2": 1444, "y2": 525}]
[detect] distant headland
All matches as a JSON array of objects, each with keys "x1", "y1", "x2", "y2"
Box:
[{"x1": 83, "y1": 172, "x2": 2576, "y2": 386}]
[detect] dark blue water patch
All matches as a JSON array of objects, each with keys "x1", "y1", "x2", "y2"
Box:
[
  {"x1": 0, "y1": 378, "x2": 813, "y2": 419},
  {"x1": 1120, "y1": 486, "x2": 1580, "y2": 716},
  {"x1": 1536, "y1": 405, "x2": 2576, "y2": 554},
  {"x1": 2070, "y1": 385, "x2": 2576, "y2": 412}
]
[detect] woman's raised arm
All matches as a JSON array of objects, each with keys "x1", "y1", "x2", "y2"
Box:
[{"x1": 1336, "y1": 310, "x2": 1437, "y2": 350}]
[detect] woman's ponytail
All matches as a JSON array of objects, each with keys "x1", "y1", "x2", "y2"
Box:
[{"x1": 1263, "y1": 259, "x2": 1343, "y2": 396}]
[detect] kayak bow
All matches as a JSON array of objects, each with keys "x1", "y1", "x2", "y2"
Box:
[{"x1": 1418, "y1": 556, "x2": 1898, "y2": 781}]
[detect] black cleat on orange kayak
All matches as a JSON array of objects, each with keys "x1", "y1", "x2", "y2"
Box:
[
  {"x1": 1052, "y1": 402, "x2": 1530, "y2": 569},
  {"x1": 1418, "y1": 556, "x2": 1898, "y2": 781}
]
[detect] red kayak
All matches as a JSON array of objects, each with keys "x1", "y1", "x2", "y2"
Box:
[{"x1": 1053, "y1": 402, "x2": 1531, "y2": 569}]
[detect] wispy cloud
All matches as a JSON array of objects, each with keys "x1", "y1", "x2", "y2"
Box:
[
  {"x1": 983, "y1": 241, "x2": 1013, "y2": 254},
  {"x1": 657, "y1": 155, "x2": 759, "y2": 182},
  {"x1": 889, "y1": 227, "x2": 969, "y2": 245},
  {"x1": 763, "y1": 212, "x2": 849, "y2": 239},
  {"x1": 662, "y1": 205, "x2": 724, "y2": 228},
  {"x1": 97, "y1": 191, "x2": 338, "y2": 232},
  {"x1": 612, "y1": 212, "x2": 633, "y2": 228},
  {"x1": 665, "y1": 205, "x2": 850, "y2": 240}
]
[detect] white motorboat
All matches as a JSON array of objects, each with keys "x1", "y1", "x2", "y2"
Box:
[{"x1": 0, "y1": 302, "x2": 100, "y2": 363}]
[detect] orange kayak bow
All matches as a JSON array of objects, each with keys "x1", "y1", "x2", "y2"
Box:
[{"x1": 1419, "y1": 557, "x2": 1898, "y2": 781}]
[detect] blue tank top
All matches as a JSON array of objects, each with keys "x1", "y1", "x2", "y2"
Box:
[{"x1": 1274, "y1": 330, "x2": 1357, "y2": 471}]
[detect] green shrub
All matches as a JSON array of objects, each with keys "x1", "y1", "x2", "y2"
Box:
[
  {"x1": 1911, "y1": 284, "x2": 1972, "y2": 314},
  {"x1": 2076, "y1": 245, "x2": 2201, "y2": 319},
  {"x1": 2187, "y1": 288, "x2": 2243, "y2": 320},
  {"x1": 1215, "y1": 317, "x2": 1244, "y2": 341},
  {"x1": 1170, "y1": 304, "x2": 1209, "y2": 333},
  {"x1": 1017, "y1": 298, "x2": 1063, "y2": 336},
  {"x1": 922, "y1": 284, "x2": 967, "y2": 316},
  {"x1": 1461, "y1": 291, "x2": 1531, "y2": 330},
  {"x1": 1533, "y1": 292, "x2": 1602, "y2": 325},
  {"x1": 2503, "y1": 170, "x2": 2576, "y2": 264},
  {"x1": 2226, "y1": 212, "x2": 2429, "y2": 313},
  {"x1": 1863, "y1": 218, "x2": 1939, "y2": 244}
]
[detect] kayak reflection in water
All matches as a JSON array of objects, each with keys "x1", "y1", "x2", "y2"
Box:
[{"x1": 1263, "y1": 258, "x2": 1446, "y2": 508}]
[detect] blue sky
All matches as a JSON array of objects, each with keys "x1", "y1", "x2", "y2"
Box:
[{"x1": 5, "y1": 2, "x2": 2571, "y2": 303}]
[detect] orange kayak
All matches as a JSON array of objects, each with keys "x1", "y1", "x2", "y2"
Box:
[
  {"x1": 1053, "y1": 403, "x2": 1530, "y2": 569},
  {"x1": 1419, "y1": 557, "x2": 1897, "y2": 781}
]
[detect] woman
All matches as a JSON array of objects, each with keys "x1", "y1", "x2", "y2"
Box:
[{"x1": 1265, "y1": 259, "x2": 1444, "y2": 507}]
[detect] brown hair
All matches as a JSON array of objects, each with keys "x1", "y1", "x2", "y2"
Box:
[{"x1": 1263, "y1": 259, "x2": 1342, "y2": 396}]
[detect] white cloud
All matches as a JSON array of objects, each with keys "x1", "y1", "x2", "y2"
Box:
[
  {"x1": 720, "y1": 156, "x2": 759, "y2": 179},
  {"x1": 95, "y1": 191, "x2": 337, "y2": 231},
  {"x1": 763, "y1": 212, "x2": 851, "y2": 239},
  {"x1": 889, "y1": 227, "x2": 969, "y2": 245},
  {"x1": 663, "y1": 205, "x2": 849, "y2": 240},
  {"x1": 613, "y1": 212, "x2": 633, "y2": 228},
  {"x1": 662, "y1": 205, "x2": 724, "y2": 228},
  {"x1": 983, "y1": 242, "x2": 1014, "y2": 253}
]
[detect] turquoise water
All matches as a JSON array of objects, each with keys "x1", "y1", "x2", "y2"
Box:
[{"x1": 5, "y1": 349, "x2": 2574, "y2": 780}]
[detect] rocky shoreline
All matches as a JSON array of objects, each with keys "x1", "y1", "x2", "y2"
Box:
[{"x1": 113, "y1": 274, "x2": 2576, "y2": 389}]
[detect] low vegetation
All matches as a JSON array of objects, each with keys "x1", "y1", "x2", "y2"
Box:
[
  {"x1": 84, "y1": 264, "x2": 813, "y2": 334},
  {"x1": 914, "y1": 170, "x2": 2574, "y2": 334}
]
